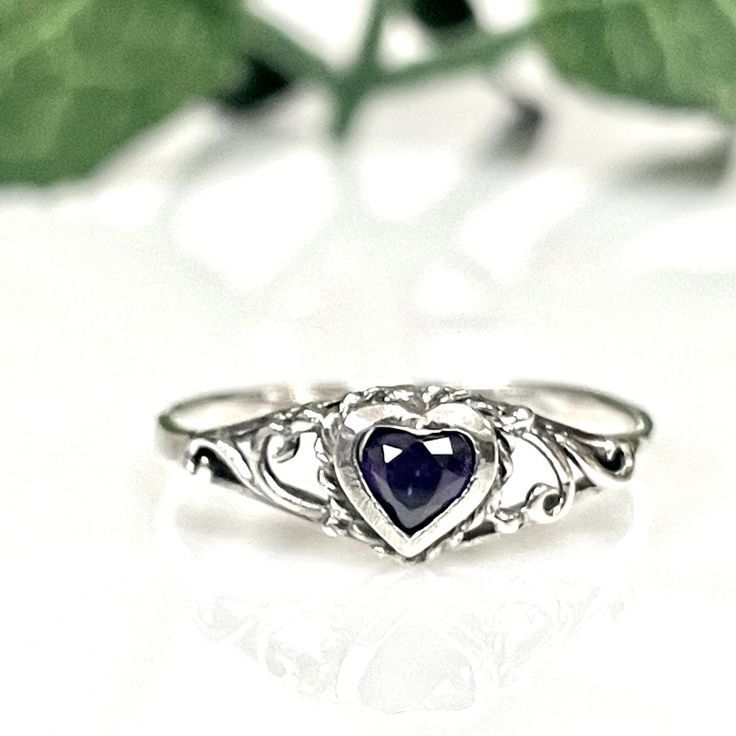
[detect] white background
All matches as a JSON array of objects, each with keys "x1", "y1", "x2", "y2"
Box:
[{"x1": 1, "y1": 2, "x2": 735, "y2": 733}]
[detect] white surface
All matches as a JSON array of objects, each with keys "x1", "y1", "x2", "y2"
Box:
[{"x1": 1, "y1": 17, "x2": 735, "y2": 735}]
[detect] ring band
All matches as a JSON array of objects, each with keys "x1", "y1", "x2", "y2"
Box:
[{"x1": 157, "y1": 383, "x2": 652, "y2": 562}]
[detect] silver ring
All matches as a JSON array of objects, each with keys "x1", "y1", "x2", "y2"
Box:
[{"x1": 157, "y1": 382, "x2": 652, "y2": 562}]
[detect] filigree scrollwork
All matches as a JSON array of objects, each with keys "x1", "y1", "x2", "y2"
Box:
[
  {"x1": 555, "y1": 432, "x2": 637, "y2": 490},
  {"x1": 484, "y1": 423, "x2": 638, "y2": 540},
  {"x1": 184, "y1": 405, "x2": 332, "y2": 523}
]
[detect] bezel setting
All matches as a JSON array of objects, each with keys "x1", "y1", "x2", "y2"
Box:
[{"x1": 332, "y1": 387, "x2": 499, "y2": 558}]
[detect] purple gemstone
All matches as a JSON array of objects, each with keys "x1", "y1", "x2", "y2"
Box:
[{"x1": 358, "y1": 427, "x2": 476, "y2": 534}]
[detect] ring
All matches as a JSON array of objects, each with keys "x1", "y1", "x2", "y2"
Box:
[{"x1": 157, "y1": 383, "x2": 652, "y2": 562}]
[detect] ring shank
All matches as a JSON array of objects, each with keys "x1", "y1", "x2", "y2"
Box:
[
  {"x1": 481, "y1": 383, "x2": 651, "y2": 437},
  {"x1": 157, "y1": 382, "x2": 652, "y2": 462}
]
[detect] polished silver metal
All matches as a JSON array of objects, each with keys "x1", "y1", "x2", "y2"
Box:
[{"x1": 157, "y1": 383, "x2": 652, "y2": 562}]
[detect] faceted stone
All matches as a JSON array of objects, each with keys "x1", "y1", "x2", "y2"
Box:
[{"x1": 358, "y1": 427, "x2": 476, "y2": 534}]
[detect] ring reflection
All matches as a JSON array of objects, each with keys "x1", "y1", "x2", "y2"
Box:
[{"x1": 158, "y1": 468, "x2": 642, "y2": 715}]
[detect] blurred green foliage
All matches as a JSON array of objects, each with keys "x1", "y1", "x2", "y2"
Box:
[
  {"x1": 0, "y1": 0, "x2": 243, "y2": 183},
  {"x1": 538, "y1": 0, "x2": 736, "y2": 122},
  {"x1": 1, "y1": 0, "x2": 734, "y2": 185}
]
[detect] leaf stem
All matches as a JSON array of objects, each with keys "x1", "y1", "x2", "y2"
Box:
[
  {"x1": 333, "y1": 22, "x2": 533, "y2": 134},
  {"x1": 358, "y1": 0, "x2": 393, "y2": 70},
  {"x1": 240, "y1": 6, "x2": 533, "y2": 136},
  {"x1": 377, "y1": 24, "x2": 534, "y2": 88},
  {"x1": 332, "y1": 0, "x2": 393, "y2": 137}
]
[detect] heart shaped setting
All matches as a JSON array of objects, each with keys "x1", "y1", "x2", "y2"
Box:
[
  {"x1": 332, "y1": 389, "x2": 498, "y2": 558},
  {"x1": 358, "y1": 428, "x2": 476, "y2": 534}
]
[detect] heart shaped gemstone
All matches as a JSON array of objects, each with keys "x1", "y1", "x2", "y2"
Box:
[{"x1": 358, "y1": 427, "x2": 476, "y2": 534}]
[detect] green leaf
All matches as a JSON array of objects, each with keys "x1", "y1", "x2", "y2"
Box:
[
  {"x1": 0, "y1": 0, "x2": 245, "y2": 183},
  {"x1": 537, "y1": 0, "x2": 736, "y2": 121}
]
